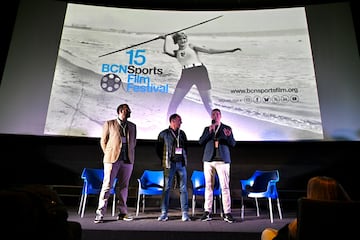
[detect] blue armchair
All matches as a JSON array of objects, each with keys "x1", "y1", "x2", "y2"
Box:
[
  {"x1": 190, "y1": 170, "x2": 222, "y2": 216},
  {"x1": 136, "y1": 170, "x2": 164, "y2": 216},
  {"x1": 78, "y1": 168, "x2": 117, "y2": 218},
  {"x1": 240, "y1": 170, "x2": 282, "y2": 223}
]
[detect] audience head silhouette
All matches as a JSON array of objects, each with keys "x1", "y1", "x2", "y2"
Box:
[
  {"x1": 306, "y1": 176, "x2": 351, "y2": 201},
  {"x1": 261, "y1": 176, "x2": 352, "y2": 240}
]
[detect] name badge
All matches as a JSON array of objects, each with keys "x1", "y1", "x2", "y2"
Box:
[
  {"x1": 214, "y1": 140, "x2": 219, "y2": 149},
  {"x1": 175, "y1": 147, "x2": 183, "y2": 155}
]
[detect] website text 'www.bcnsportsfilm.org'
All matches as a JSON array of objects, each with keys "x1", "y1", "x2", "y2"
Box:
[{"x1": 230, "y1": 87, "x2": 299, "y2": 104}]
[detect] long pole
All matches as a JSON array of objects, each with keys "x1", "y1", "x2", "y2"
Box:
[{"x1": 98, "y1": 15, "x2": 223, "y2": 58}]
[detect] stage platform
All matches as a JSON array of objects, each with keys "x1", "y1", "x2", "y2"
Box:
[{"x1": 67, "y1": 206, "x2": 295, "y2": 240}]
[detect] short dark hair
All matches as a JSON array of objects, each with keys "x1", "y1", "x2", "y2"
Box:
[
  {"x1": 212, "y1": 108, "x2": 221, "y2": 114},
  {"x1": 117, "y1": 104, "x2": 130, "y2": 114},
  {"x1": 169, "y1": 113, "x2": 180, "y2": 123}
]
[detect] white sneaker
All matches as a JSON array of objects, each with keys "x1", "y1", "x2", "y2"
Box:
[
  {"x1": 157, "y1": 213, "x2": 168, "y2": 221},
  {"x1": 94, "y1": 210, "x2": 104, "y2": 223},
  {"x1": 182, "y1": 212, "x2": 191, "y2": 221}
]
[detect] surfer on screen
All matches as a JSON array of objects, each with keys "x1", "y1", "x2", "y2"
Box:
[{"x1": 158, "y1": 32, "x2": 241, "y2": 118}]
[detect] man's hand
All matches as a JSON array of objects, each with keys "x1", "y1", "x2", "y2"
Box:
[{"x1": 223, "y1": 128, "x2": 232, "y2": 136}]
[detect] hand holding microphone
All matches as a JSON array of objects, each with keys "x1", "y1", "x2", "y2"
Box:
[
  {"x1": 209, "y1": 119, "x2": 216, "y2": 132},
  {"x1": 211, "y1": 119, "x2": 219, "y2": 148}
]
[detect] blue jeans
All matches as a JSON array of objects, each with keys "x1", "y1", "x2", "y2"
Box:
[{"x1": 160, "y1": 162, "x2": 189, "y2": 214}]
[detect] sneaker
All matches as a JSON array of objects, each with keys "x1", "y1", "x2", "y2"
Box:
[
  {"x1": 157, "y1": 213, "x2": 168, "y2": 221},
  {"x1": 182, "y1": 212, "x2": 191, "y2": 222},
  {"x1": 117, "y1": 213, "x2": 133, "y2": 221},
  {"x1": 94, "y1": 210, "x2": 104, "y2": 223},
  {"x1": 224, "y1": 213, "x2": 235, "y2": 223},
  {"x1": 200, "y1": 211, "x2": 212, "y2": 221}
]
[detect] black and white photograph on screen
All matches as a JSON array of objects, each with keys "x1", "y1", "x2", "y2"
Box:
[{"x1": 44, "y1": 3, "x2": 324, "y2": 141}]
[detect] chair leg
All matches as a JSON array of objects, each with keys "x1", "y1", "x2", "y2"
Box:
[
  {"x1": 213, "y1": 197, "x2": 217, "y2": 214},
  {"x1": 255, "y1": 198, "x2": 260, "y2": 217},
  {"x1": 142, "y1": 195, "x2": 145, "y2": 213},
  {"x1": 192, "y1": 195, "x2": 195, "y2": 216},
  {"x1": 268, "y1": 197, "x2": 274, "y2": 223},
  {"x1": 78, "y1": 194, "x2": 84, "y2": 215},
  {"x1": 276, "y1": 198, "x2": 283, "y2": 219},
  {"x1": 80, "y1": 194, "x2": 88, "y2": 218},
  {"x1": 241, "y1": 197, "x2": 245, "y2": 219},
  {"x1": 136, "y1": 192, "x2": 141, "y2": 216},
  {"x1": 219, "y1": 195, "x2": 223, "y2": 218},
  {"x1": 112, "y1": 193, "x2": 116, "y2": 216}
]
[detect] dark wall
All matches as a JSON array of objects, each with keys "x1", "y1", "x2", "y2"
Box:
[
  {"x1": 0, "y1": 0, "x2": 19, "y2": 84},
  {"x1": 2, "y1": 134, "x2": 359, "y2": 201}
]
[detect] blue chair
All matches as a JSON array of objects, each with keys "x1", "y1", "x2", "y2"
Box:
[
  {"x1": 136, "y1": 170, "x2": 164, "y2": 216},
  {"x1": 190, "y1": 170, "x2": 222, "y2": 217},
  {"x1": 78, "y1": 168, "x2": 118, "y2": 218},
  {"x1": 240, "y1": 170, "x2": 282, "y2": 223}
]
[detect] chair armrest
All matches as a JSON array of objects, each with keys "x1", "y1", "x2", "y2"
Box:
[
  {"x1": 137, "y1": 179, "x2": 143, "y2": 189},
  {"x1": 240, "y1": 179, "x2": 253, "y2": 189}
]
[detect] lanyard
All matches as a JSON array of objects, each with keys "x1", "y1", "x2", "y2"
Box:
[
  {"x1": 120, "y1": 123, "x2": 126, "y2": 136},
  {"x1": 170, "y1": 128, "x2": 180, "y2": 148},
  {"x1": 214, "y1": 123, "x2": 221, "y2": 137},
  {"x1": 117, "y1": 118, "x2": 127, "y2": 136}
]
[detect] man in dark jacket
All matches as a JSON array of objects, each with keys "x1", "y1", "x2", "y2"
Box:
[
  {"x1": 199, "y1": 108, "x2": 236, "y2": 223},
  {"x1": 156, "y1": 113, "x2": 190, "y2": 222}
]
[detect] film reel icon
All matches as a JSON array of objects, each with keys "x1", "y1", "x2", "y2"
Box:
[{"x1": 100, "y1": 73, "x2": 122, "y2": 92}]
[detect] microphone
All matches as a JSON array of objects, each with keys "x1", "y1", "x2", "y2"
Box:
[
  {"x1": 212, "y1": 119, "x2": 219, "y2": 147},
  {"x1": 211, "y1": 119, "x2": 217, "y2": 140}
]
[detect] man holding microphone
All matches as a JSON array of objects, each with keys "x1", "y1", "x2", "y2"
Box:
[{"x1": 199, "y1": 108, "x2": 236, "y2": 223}]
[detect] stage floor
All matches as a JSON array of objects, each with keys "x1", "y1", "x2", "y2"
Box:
[{"x1": 67, "y1": 206, "x2": 295, "y2": 240}]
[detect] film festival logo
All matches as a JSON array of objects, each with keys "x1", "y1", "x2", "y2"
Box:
[
  {"x1": 99, "y1": 49, "x2": 167, "y2": 93},
  {"x1": 100, "y1": 73, "x2": 123, "y2": 92}
]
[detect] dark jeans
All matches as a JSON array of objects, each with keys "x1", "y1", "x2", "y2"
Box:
[{"x1": 160, "y1": 161, "x2": 189, "y2": 214}]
